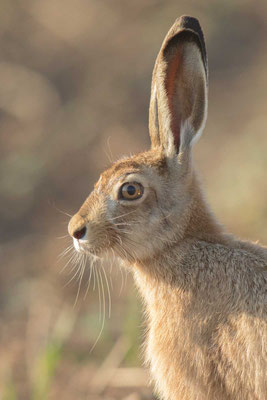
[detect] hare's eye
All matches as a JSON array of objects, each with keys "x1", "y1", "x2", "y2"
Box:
[{"x1": 120, "y1": 182, "x2": 144, "y2": 200}]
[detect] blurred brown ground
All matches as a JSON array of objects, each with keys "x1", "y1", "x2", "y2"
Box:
[{"x1": 0, "y1": 1, "x2": 266, "y2": 399}]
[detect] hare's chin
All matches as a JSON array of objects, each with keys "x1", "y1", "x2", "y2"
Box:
[{"x1": 73, "y1": 238, "x2": 104, "y2": 258}]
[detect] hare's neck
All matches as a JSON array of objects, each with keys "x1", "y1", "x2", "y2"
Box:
[
  {"x1": 183, "y1": 172, "x2": 224, "y2": 243},
  {"x1": 133, "y1": 240, "x2": 193, "y2": 297},
  {"x1": 133, "y1": 255, "x2": 194, "y2": 341}
]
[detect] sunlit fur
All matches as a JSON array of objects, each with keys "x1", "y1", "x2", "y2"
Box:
[{"x1": 68, "y1": 16, "x2": 267, "y2": 400}]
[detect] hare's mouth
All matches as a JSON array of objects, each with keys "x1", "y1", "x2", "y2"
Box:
[{"x1": 73, "y1": 238, "x2": 107, "y2": 258}]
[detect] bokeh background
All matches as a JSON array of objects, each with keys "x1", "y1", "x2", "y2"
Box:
[{"x1": 0, "y1": 1, "x2": 266, "y2": 399}]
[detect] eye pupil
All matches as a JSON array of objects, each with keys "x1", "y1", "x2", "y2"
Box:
[
  {"x1": 127, "y1": 185, "x2": 136, "y2": 196},
  {"x1": 120, "y1": 182, "x2": 144, "y2": 200}
]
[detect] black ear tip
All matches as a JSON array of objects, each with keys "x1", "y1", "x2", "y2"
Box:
[
  {"x1": 176, "y1": 15, "x2": 201, "y2": 29},
  {"x1": 173, "y1": 15, "x2": 207, "y2": 78},
  {"x1": 175, "y1": 15, "x2": 204, "y2": 42}
]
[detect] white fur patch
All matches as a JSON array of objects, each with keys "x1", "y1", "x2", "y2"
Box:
[{"x1": 180, "y1": 117, "x2": 205, "y2": 150}]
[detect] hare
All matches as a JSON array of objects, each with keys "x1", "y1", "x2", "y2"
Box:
[{"x1": 68, "y1": 16, "x2": 267, "y2": 400}]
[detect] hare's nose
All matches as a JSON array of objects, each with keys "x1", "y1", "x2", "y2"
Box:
[
  {"x1": 68, "y1": 214, "x2": 87, "y2": 240},
  {"x1": 73, "y1": 226, "x2": 87, "y2": 240}
]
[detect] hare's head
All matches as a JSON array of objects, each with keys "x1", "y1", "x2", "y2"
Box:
[{"x1": 68, "y1": 16, "x2": 208, "y2": 263}]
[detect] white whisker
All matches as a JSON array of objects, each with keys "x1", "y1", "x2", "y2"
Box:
[
  {"x1": 58, "y1": 244, "x2": 73, "y2": 260},
  {"x1": 64, "y1": 254, "x2": 83, "y2": 287},
  {"x1": 60, "y1": 250, "x2": 78, "y2": 274},
  {"x1": 92, "y1": 263, "x2": 96, "y2": 291},
  {"x1": 108, "y1": 210, "x2": 137, "y2": 221},
  {"x1": 90, "y1": 264, "x2": 106, "y2": 353},
  {"x1": 56, "y1": 234, "x2": 71, "y2": 239},
  {"x1": 52, "y1": 202, "x2": 73, "y2": 218},
  {"x1": 101, "y1": 264, "x2": 111, "y2": 318},
  {"x1": 66, "y1": 253, "x2": 82, "y2": 275},
  {"x1": 84, "y1": 256, "x2": 94, "y2": 300},
  {"x1": 99, "y1": 267, "x2": 106, "y2": 324},
  {"x1": 73, "y1": 254, "x2": 86, "y2": 307},
  {"x1": 95, "y1": 267, "x2": 102, "y2": 322}
]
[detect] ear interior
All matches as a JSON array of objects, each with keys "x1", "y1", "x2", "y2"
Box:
[
  {"x1": 164, "y1": 37, "x2": 184, "y2": 151},
  {"x1": 149, "y1": 17, "x2": 208, "y2": 156}
]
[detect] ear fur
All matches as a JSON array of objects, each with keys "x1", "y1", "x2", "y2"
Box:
[{"x1": 149, "y1": 16, "x2": 208, "y2": 157}]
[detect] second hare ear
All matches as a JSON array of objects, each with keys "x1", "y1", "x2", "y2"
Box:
[{"x1": 149, "y1": 16, "x2": 208, "y2": 157}]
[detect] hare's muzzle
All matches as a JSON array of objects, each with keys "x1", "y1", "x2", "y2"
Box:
[{"x1": 68, "y1": 214, "x2": 87, "y2": 240}]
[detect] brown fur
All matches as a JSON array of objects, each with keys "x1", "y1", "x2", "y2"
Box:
[{"x1": 68, "y1": 16, "x2": 267, "y2": 400}]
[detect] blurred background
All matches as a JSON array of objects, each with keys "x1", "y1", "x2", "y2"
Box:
[{"x1": 0, "y1": 0, "x2": 266, "y2": 399}]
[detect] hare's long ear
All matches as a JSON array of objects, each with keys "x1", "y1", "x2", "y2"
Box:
[{"x1": 149, "y1": 16, "x2": 208, "y2": 157}]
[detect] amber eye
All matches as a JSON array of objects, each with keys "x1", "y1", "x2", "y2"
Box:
[{"x1": 119, "y1": 182, "x2": 144, "y2": 200}]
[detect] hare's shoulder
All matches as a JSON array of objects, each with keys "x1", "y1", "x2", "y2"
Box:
[
  {"x1": 183, "y1": 236, "x2": 267, "y2": 272},
  {"x1": 176, "y1": 238, "x2": 267, "y2": 319},
  {"x1": 180, "y1": 237, "x2": 267, "y2": 297},
  {"x1": 231, "y1": 237, "x2": 267, "y2": 264}
]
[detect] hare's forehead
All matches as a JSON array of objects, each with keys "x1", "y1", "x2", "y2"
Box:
[
  {"x1": 93, "y1": 151, "x2": 169, "y2": 193},
  {"x1": 95, "y1": 157, "x2": 167, "y2": 192},
  {"x1": 96, "y1": 164, "x2": 142, "y2": 192}
]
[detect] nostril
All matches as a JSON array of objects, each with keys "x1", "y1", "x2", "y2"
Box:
[{"x1": 73, "y1": 226, "x2": 87, "y2": 240}]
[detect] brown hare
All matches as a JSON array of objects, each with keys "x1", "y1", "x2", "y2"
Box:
[{"x1": 68, "y1": 16, "x2": 267, "y2": 400}]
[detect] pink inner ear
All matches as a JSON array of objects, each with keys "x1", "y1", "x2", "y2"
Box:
[{"x1": 165, "y1": 47, "x2": 183, "y2": 152}]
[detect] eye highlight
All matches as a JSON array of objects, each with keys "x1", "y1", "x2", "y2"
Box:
[{"x1": 119, "y1": 182, "x2": 144, "y2": 200}]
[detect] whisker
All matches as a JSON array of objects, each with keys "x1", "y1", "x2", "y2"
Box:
[
  {"x1": 51, "y1": 202, "x2": 73, "y2": 218},
  {"x1": 109, "y1": 274, "x2": 114, "y2": 291},
  {"x1": 58, "y1": 244, "x2": 73, "y2": 260},
  {"x1": 64, "y1": 254, "x2": 83, "y2": 287},
  {"x1": 60, "y1": 251, "x2": 78, "y2": 274},
  {"x1": 84, "y1": 256, "x2": 94, "y2": 300},
  {"x1": 56, "y1": 234, "x2": 71, "y2": 239},
  {"x1": 115, "y1": 230, "x2": 132, "y2": 235},
  {"x1": 119, "y1": 263, "x2": 125, "y2": 296},
  {"x1": 109, "y1": 248, "x2": 116, "y2": 275},
  {"x1": 73, "y1": 254, "x2": 86, "y2": 307},
  {"x1": 101, "y1": 264, "x2": 111, "y2": 318},
  {"x1": 92, "y1": 263, "x2": 96, "y2": 291},
  {"x1": 95, "y1": 267, "x2": 102, "y2": 322},
  {"x1": 90, "y1": 265, "x2": 106, "y2": 353},
  {"x1": 66, "y1": 253, "x2": 83, "y2": 275},
  {"x1": 75, "y1": 254, "x2": 85, "y2": 283},
  {"x1": 104, "y1": 136, "x2": 114, "y2": 163},
  {"x1": 113, "y1": 221, "x2": 138, "y2": 226},
  {"x1": 114, "y1": 236, "x2": 140, "y2": 263},
  {"x1": 113, "y1": 221, "x2": 140, "y2": 227},
  {"x1": 108, "y1": 210, "x2": 137, "y2": 222},
  {"x1": 99, "y1": 267, "x2": 106, "y2": 324},
  {"x1": 125, "y1": 268, "x2": 129, "y2": 287}
]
